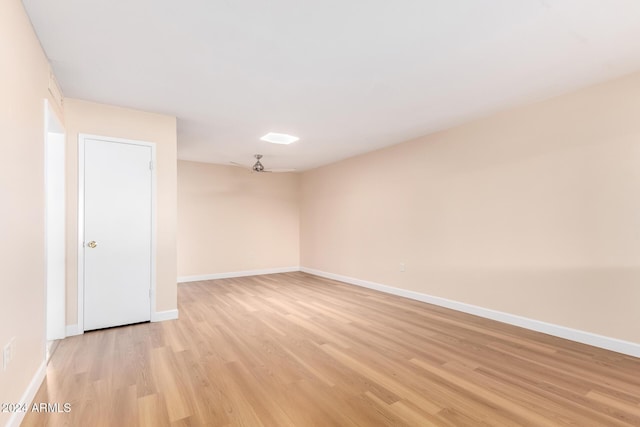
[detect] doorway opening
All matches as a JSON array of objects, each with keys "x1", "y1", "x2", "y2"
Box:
[{"x1": 44, "y1": 100, "x2": 65, "y2": 362}]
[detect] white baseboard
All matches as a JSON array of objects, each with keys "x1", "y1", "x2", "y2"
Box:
[
  {"x1": 300, "y1": 267, "x2": 640, "y2": 358},
  {"x1": 6, "y1": 361, "x2": 46, "y2": 427},
  {"x1": 65, "y1": 324, "x2": 82, "y2": 337},
  {"x1": 65, "y1": 309, "x2": 179, "y2": 331},
  {"x1": 178, "y1": 266, "x2": 300, "y2": 283},
  {"x1": 151, "y1": 309, "x2": 179, "y2": 322}
]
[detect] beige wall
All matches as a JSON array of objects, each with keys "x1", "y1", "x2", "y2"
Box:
[
  {"x1": 177, "y1": 161, "x2": 299, "y2": 277},
  {"x1": 301, "y1": 71, "x2": 640, "y2": 345},
  {"x1": 65, "y1": 99, "x2": 178, "y2": 322},
  {"x1": 0, "y1": 0, "x2": 64, "y2": 424}
]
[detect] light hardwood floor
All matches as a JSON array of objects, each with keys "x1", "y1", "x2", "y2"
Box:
[{"x1": 23, "y1": 272, "x2": 640, "y2": 426}]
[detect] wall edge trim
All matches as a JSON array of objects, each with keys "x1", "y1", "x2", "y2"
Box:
[{"x1": 300, "y1": 267, "x2": 640, "y2": 358}]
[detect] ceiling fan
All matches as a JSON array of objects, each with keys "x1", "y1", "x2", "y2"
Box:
[{"x1": 231, "y1": 154, "x2": 296, "y2": 173}]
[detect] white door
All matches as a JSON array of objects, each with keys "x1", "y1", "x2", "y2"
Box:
[{"x1": 82, "y1": 137, "x2": 153, "y2": 331}]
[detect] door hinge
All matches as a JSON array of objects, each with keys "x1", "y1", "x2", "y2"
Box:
[
  {"x1": 149, "y1": 289, "x2": 152, "y2": 299},
  {"x1": 149, "y1": 161, "x2": 153, "y2": 170}
]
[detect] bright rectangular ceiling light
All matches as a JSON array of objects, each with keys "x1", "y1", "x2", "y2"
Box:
[{"x1": 260, "y1": 132, "x2": 299, "y2": 145}]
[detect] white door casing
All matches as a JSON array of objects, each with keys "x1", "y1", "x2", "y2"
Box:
[
  {"x1": 78, "y1": 135, "x2": 156, "y2": 331},
  {"x1": 45, "y1": 100, "x2": 66, "y2": 342}
]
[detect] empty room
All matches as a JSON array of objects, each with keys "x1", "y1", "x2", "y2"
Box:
[{"x1": 2, "y1": 0, "x2": 640, "y2": 426}]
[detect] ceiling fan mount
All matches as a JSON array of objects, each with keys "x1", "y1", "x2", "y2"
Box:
[
  {"x1": 252, "y1": 154, "x2": 265, "y2": 172},
  {"x1": 230, "y1": 154, "x2": 295, "y2": 173}
]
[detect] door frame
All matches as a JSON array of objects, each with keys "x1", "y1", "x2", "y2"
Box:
[
  {"x1": 44, "y1": 99, "x2": 66, "y2": 354},
  {"x1": 77, "y1": 134, "x2": 157, "y2": 333}
]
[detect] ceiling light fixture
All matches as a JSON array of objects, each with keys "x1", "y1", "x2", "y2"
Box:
[{"x1": 260, "y1": 132, "x2": 299, "y2": 145}]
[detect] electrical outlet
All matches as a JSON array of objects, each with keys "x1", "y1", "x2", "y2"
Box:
[
  {"x1": 2, "y1": 338, "x2": 15, "y2": 370},
  {"x1": 399, "y1": 262, "x2": 406, "y2": 272}
]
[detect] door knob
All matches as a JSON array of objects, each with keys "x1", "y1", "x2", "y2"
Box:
[{"x1": 87, "y1": 241, "x2": 97, "y2": 248}]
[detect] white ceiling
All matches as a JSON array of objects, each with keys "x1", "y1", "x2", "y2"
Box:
[{"x1": 23, "y1": 0, "x2": 640, "y2": 171}]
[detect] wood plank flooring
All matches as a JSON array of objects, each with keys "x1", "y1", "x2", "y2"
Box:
[{"x1": 22, "y1": 272, "x2": 640, "y2": 426}]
